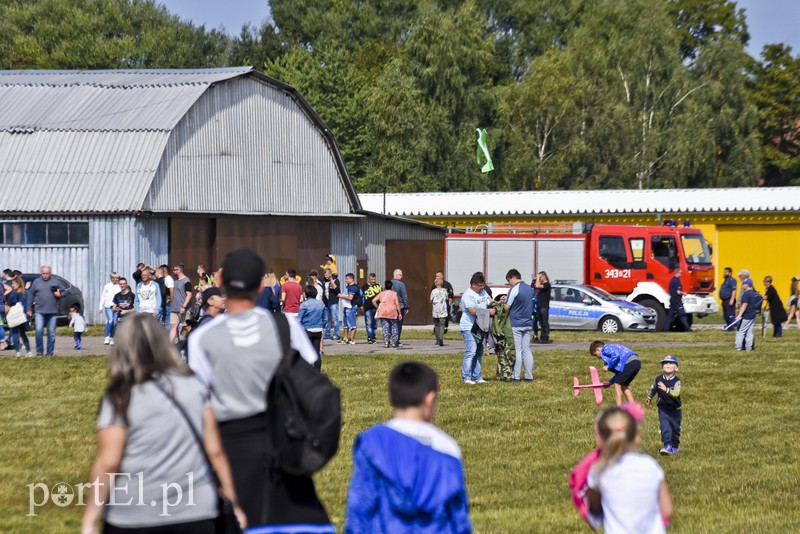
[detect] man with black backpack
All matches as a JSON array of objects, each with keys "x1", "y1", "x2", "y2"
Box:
[{"x1": 188, "y1": 248, "x2": 336, "y2": 530}]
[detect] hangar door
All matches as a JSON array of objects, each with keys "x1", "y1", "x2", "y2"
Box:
[
  {"x1": 715, "y1": 224, "x2": 800, "y2": 293},
  {"x1": 386, "y1": 240, "x2": 444, "y2": 325}
]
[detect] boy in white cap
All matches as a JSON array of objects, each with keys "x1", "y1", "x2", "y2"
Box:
[{"x1": 647, "y1": 355, "x2": 682, "y2": 456}]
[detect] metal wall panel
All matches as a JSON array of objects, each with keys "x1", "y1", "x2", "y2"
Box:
[
  {"x1": 358, "y1": 216, "x2": 445, "y2": 285},
  {"x1": 0, "y1": 215, "x2": 168, "y2": 323},
  {"x1": 144, "y1": 77, "x2": 352, "y2": 215},
  {"x1": 331, "y1": 221, "x2": 357, "y2": 280}
]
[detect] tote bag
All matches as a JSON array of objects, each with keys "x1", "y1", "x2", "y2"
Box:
[{"x1": 7, "y1": 303, "x2": 27, "y2": 328}]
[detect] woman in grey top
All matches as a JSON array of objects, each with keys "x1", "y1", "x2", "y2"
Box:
[{"x1": 81, "y1": 314, "x2": 245, "y2": 534}]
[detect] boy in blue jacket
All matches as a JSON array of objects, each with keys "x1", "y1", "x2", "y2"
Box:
[
  {"x1": 345, "y1": 362, "x2": 472, "y2": 534},
  {"x1": 589, "y1": 340, "x2": 641, "y2": 406}
]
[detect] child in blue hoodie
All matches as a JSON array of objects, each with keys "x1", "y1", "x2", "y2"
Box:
[
  {"x1": 345, "y1": 362, "x2": 472, "y2": 534},
  {"x1": 590, "y1": 340, "x2": 641, "y2": 406}
]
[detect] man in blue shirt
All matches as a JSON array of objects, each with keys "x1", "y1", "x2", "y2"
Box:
[
  {"x1": 503, "y1": 269, "x2": 534, "y2": 382},
  {"x1": 664, "y1": 268, "x2": 691, "y2": 332},
  {"x1": 718, "y1": 267, "x2": 737, "y2": 326},
  {"x1": 733, "y1": 278, "x2": 759, "y2": 351}
]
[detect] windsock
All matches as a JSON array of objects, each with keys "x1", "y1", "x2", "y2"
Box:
[{"x1": 476, "y1": 128, "x2": 494, "y2": 173}]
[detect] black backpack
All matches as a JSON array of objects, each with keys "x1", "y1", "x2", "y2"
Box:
[
  {"x1": 351, "y1": 287, "x2": 363, "y2": 307},
  {"x1": 268, "y1": 314, "x2": 342, "y2": 476}
]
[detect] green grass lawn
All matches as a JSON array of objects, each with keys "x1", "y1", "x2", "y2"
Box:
[{"x1": 1, "y1": 329, "x2": 799, "y2": 532}]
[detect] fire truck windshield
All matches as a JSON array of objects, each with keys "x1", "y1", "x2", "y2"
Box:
[{"x1": 680, "y1": 234, "x2": 712, "y2": 265}]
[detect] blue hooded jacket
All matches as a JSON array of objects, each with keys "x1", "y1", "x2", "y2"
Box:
[{"x1": 345, "y1": 424, "x2": 472, "y2": 534}]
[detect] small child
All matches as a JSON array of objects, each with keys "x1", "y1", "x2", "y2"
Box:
[
  {"x1": 589, "y1": 341, "x2": 641, "y2": 406},
  {"x1": 586, "y1": 407, "x2": 674, "y2": 533},
  {"x1": 647, "y1": 355, "x2": 683, "y2": 456},
  {"x1": 569, "y1": 402, "x2": 645, "y2": 530},
  {"x1": 345, "y1": 362, "x2": 471, "y2": 533},
  {"x1": 69, "y1": 306, "x2": 86, "y2": 350}
]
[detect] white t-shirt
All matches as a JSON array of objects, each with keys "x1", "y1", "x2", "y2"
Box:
[
  {"x1": 587, "y1": 452, "x2": 665, "y2": 534},
  {"x1": 385, "y1": 418, "x2": 462, "y2": 460}
]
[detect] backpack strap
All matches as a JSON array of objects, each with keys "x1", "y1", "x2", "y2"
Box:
[{"x1": 273, "y1": 313, "x2": 292, "y2": 356}]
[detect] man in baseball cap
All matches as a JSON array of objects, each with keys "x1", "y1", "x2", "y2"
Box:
[
  {"x1": 188, "y1": 248, "x2": 328, "y2": 529},
  {"x1": 732, "y1": 278, "x2": 758, "y2": 351}
]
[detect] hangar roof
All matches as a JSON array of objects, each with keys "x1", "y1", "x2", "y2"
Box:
[
  {"x1": 359, "y1": 188, "x2": 800, "y2": 217},
  {"x1": 0, "y1": 68, "x2": 360, "y2": 214}
]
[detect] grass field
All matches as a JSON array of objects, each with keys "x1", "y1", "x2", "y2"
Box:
[{"x1": 1, "y1": 328, "x2": 799, "y2": 532}]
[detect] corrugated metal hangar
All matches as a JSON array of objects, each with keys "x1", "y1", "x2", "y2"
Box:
[
  {"x1": 360, "y1": 189, "x2": 800, "y2": 304},
  {"x1": 0, "y1": 68, "x2": 444, "y2": 324}
]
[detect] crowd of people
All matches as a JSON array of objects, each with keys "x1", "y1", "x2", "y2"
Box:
[
  {"x1": 719, "y1": 268, "x2": 800, "y2": 350},
  {"x1": 6, "y1": 255, "x2": 797, "y2": 532},
  {"x1": 78, "y1": 249, "x2": 474, "y2": 533}
]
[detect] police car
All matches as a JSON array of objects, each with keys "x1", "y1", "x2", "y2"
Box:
[{"x1": 548, "y1": 284, "x2": 656, "y2": 333}]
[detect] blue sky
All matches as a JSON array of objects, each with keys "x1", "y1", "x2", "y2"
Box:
[{"x1": 159, "y1": 0, "x2": 800, "y2": 59}]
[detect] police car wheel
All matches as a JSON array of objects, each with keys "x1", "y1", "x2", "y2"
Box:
[{"x1": 599, "y1": 316, "x2": 621, "y2": 334}]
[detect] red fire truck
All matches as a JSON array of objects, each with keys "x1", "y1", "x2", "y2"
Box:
[{"x1": 444, "y1": 222, "x2": 719, "y2": 330}]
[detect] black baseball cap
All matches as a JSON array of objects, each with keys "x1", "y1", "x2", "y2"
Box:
[
  {"x1": 201, "y1": 287, "x2": 222, "y2": 309},
  {"x1": 221, "y1": 249, "x2": 265, "y2": 292}
]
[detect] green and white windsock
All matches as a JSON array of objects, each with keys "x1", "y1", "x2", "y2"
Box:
[{"x1": 476, "y1": 128, "x2": 494, "y2": 173}]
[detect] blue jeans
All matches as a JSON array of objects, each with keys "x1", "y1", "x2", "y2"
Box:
[
  {"x1": 773, "y1": 322, "x2": 783, "y2": 338},
  {"x1": 103, "y1": 306, "x2": 118, "y2": 337},
  {"x1": 35, "y1": 313, "x2": 58, "y2": 356},
  {"x1": 343, "y1": 306, "x2": 357, "y2": 329},
  {"x1": 10, "y1": 325, "x2": 30, "y2": 352},
  {"x1": 324, "y1": 303, "x2": 339, "y2": 339},
  {"x1": 658, "y1": 408, "x2": 682, "y2": 448},
  {"x1": 364, "y1": 309, "x2": 377, "y2": 341},
  {"x1": 159, "y1": 307, "x2": 170, "y2": 332},
  {"x1": 461, "y1": 329, "x2": 484, "y2": 381}
]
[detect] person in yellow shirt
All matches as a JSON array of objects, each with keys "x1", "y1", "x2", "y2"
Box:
[{"x1": 321, "y1": 254, "x2": 338, "y2": 275}]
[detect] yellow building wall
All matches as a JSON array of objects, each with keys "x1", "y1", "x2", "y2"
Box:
[{"x1": 714, "y1": 224, "x2": 800, "y2": 298}]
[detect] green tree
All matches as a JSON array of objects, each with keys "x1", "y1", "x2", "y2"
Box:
[
  {"x1": 363, "y1": 0, "x2": 497, "y2": 192},
  {"x1": 750, "y1": 44, "x2": 800, "y2": 186},
  {"x1": 668, "y1": 0, "x2": 749, "y2": 61},
  {"x1": 498, "y1": 48, "x2": 587, "y2": 190},
  {"x1": 0, "y1": 0, "x2": 229, "y2": 69}
]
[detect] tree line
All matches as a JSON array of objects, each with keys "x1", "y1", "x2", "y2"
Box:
[{"x1": 1, "y1": 0, "x2": 798, "y2": 191}]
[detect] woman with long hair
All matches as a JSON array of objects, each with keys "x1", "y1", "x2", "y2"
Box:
[
  {"x1": 256, "y1": 272, "x2": 280, "y2": 313},
  {"x1": 6, "y1": 276, "x2": 31, "y2": 357},
  {"x1": 587, "y1": 407, "x2": 673, "y2": 533},
  {"x1": 81, "y1": 314, "x2": 246, "y2": 534}
]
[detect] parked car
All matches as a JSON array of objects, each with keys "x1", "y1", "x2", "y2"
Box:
[
  {"x1": 549, "y1": 284, "x2": 656, "y2": 333},
  {"x1": 21, "y1": 274, "x2": 85, "y2": 326}
]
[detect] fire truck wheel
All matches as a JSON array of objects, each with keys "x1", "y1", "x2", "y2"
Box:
[{"x1": 599, "y1": 316, "x2": 622, "y2": 334}]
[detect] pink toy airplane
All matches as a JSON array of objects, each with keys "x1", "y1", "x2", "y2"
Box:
[{"x1": 573, "y1": 366, "x2": 611, "y2": 405}]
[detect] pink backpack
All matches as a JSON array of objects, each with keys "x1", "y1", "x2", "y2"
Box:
[{"x1": 569, "y1": 448, "x2": 603, "y2": 530}]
